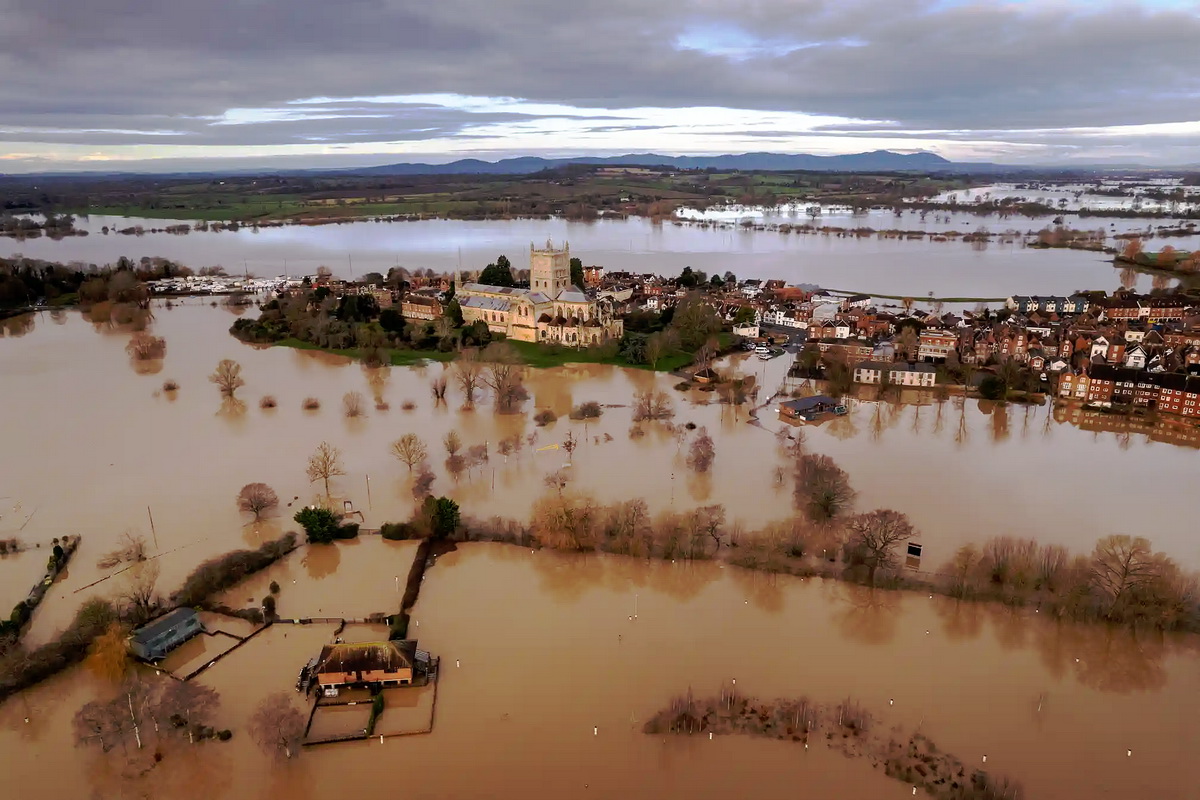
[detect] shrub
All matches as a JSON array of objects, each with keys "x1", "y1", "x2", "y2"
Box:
[
  {"x1": 569, "y1": 401, "x2": 602, "y2": 420},
  {"x1": 172, "y1": 533, "x2": 297, "y2": 607},
  {"x1": 381, "y1": 522, "x2": 419, "y2": 541},
  {"x1": 674, "y1": 381, "x2": 692, "y2": 391},
  {"x1": 259, "y1": 395, "x2": 277, "y2": 409},
  {"x1": 343, "y1": 391, "x2": 366, "y2": 417},
  {"x1": 302, "y1": 397, "x2": 320, "y2": 410},
  {"x1": 269, "y1": 581, "x2": 280, "y2": 595},
  {"x1": 534, "y1": 409, "x2": 557, "y2": 426},
  {"x1": 217, "y1": 729, "x2": 233, "y2": 741},
  {"x1": 978, "y1": 375, "x2": 1006, "y2": 401},
  {"x1": 294, "y1": 507, "x2": 341, "y2": 544},
  {"x1": 334, "y1": 522, "x2": 360, "y2": 540},
  {"x1": 401, "y1": 400, "x2": 416, "y2": 411},
  {"x1": 0, "y1": 599, "x2": 118, "y2": 704},
  {"x1": 262, "y1": 595, "x2": 277, "y2": 618},
  {"x1": 162, "y1": 380, "x2": 179, "y2": 392}
]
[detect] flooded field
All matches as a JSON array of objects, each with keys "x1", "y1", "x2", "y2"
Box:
[
  {"x1": 1, "y1": 293, "x2": 1198, "y2": 798},
  {"x1": 0, "y1": 543, "x2": 1196, "y2": 799},
  {"x1": 1, "y1": 211, "x2": 1177, "y2": 297},
  {"x1": 2, "y1": 301, "x2": 1199, "y2": 653}
]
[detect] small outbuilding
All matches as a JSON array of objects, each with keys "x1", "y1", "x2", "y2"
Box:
[
  {"x1": 130, "y1": 607, "x2": 203, "y2": 661},
  {"x1": 778, "y1": 395, "x2": 847, "y2": 422}
]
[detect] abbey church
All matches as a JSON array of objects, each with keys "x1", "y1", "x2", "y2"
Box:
[{"x1": 457, "y1": 242, "x2": 623, "y2": 345}]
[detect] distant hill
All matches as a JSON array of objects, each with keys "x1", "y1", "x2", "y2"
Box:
[{"x1": 346, "y1": 150, "x2": 993, "y2": 176}]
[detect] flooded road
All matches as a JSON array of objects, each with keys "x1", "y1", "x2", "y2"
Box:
[
  {"x1": 1, "y1": 211, "x2": 1174, "y2": 297},
  {"x1": 2, "y1": 302, "x2": 1199, "y2": 651},
  {"x1": 0, "y1": 543, "x2": 1196, "y2": 799}
]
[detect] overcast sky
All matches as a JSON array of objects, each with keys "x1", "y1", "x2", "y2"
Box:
[{"x1": 2, "y1": 0, "x2": 1198, "y2": 172}]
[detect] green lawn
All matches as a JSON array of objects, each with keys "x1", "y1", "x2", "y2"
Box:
[
  {"x1": 274, "y1": 338, "x2": 454, "y2": 366},
  {"x1": 273, "y1": 336, "x2": 696, "y2": 372}
]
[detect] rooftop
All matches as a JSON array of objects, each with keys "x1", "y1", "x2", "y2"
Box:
[
  {"x1": 316, "y1": 640, "x2": 416, "y2": 675},
  {"x1": 131, "y1": 607, "x2": 197, "y2": 645}
]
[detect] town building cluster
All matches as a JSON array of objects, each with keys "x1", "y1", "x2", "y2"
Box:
[{"x1": 176, "y1": 247, "x2": 1200, "y2": 422}]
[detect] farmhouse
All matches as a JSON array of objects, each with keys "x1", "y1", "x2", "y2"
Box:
[{"x1": 314, "y1": 640, "x2": 417, "y2": 688}]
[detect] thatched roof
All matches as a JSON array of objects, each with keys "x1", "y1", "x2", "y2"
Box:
[{"x1": 316, "y1": 640, "x2": 415, "y2": 674}]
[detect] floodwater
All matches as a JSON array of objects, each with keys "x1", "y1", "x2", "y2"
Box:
[
  {"x1": 0, "y1": 211, "x2": 1174, "y2": 298},
  {"x1": 0, "y1": 543, "x2": 1196, "y2": 799},
  {"x1": 2, "y1": 301, "x2": 1199, "y2": 651}
]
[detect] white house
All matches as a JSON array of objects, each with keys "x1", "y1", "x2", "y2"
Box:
[
  {"x1": 889, "y1": 362, "x2": 938, "y2": 387},
  {"x1": 733, "y1": 322, "x2": 760, "y2": 339},
  {"x1": 1124, "y1": 344, "x2": 1148, "y2": 370},
  {"x1": 853, "y1": 362, "x2": 890, "y2": 384}
]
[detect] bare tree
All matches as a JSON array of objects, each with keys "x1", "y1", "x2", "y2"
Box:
[
  {"x1": 794, "y1": 454, "x2": 856, "y2": 522},
  {"x1": 249, "y1": 693, "x2": 305, "y2": 759},
  {"x1": 97, "y1": 530, "x2": 146, "y2": 569},
  {"x1": 390, "y1": 434, "x2": 427, "y2": 472},
  {"x1": 342, "y1": 391, "x2": 366, "y2": 418},
  {"x1": 1090, "y1": 535, "x2": 1163, "y2": 618},
  {"x1": 443, "y1": 430, "x2": 462, "y2": 457},
  {"x1": 544, "y1": 469, "x2": 571, "y2": 495},
  {"x1": 237, "y1": 483, "x2": 279, "y2": 520},
  {"x1": 74, "y1": 697, "x2": 127, "y2": 752},
  {"x1": 208, "y1": 359, "x2": 245, "y2": 398},
  {"x1": 632, "y1": 389, "x2": 675, "y2": 422},
  {"x1": 643, "y1": 331, "x2": 672, "y2": 369},
  {"x1": 695, "y1": 504, "x2": 726, "y2": 553},
  {"x1": 125, "y1": 334, "x2": 166, "y2": 360},
  {"x1": 156, "y1": 681, "x2": 220, "y2": 743},
  {"x1": 562, "y1": 431, "x2": 578, "y2": 458},
  {"x1": 412, "y1": 461, "x2": 436, "y2": 499},
  {"x1": 119, "y1": 560, "x2": 160, "y2": 625},
  {"x1": 480, "y1": 342, "x2": 527, "y2": 411},
  {"x1": 430, "y1": 375, "x2": 448, "y2": 403},
  {"x1": 454, "y1": 350, "x2": 483, "y2": 408},
  {"x1": 694, "y1": 335, "x2": 719, "y2": 373},
  {"x1": 686, "y1": 427, "x2": 715, "y2": 473},
  {"x1": 847, "y1": 509, "x2": 914, "y2": 585},
  {"x1": 306, "y1": 441, "x2": 346, "y2": 496}
]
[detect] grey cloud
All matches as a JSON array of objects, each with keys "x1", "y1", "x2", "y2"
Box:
[{"x1": 0, "y1": 0, "x2": 1198, "y2": 165}]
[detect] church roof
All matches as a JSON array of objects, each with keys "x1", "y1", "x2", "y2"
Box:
[
  {"x1": 461, "y1": 282, "x2": 524, "y2": 296},
  {"x1": 556, "y1": 288, "x2": 589, "y2": 303},
  {"x1": 526, "y1": 292, "x2": 552, "y2": 304},
  {"x1": 462, "y1": 295, "x2": 511, "y2": 312}
]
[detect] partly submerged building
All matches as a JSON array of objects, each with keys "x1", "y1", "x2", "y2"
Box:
[
  {"x1": 129, "y1": 607, "x2": 203, "y2": 661},
  {"x1": 314, "y1": 640, "x2": 418, "y2": 689},
  {"x1": 778, "y1": 395, "x2": 848, "y2": 422}
]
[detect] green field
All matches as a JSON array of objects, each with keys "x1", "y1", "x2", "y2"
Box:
[{"x1": 274, "y1": 336, "x2": 697, "y2": 372}]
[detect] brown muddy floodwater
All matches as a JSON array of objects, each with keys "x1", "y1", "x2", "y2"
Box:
[
  {"x1": 0, "y1": 541, "x2": 1197, "y2": 799},
  {"x1": 0, "y1": 303, "x2": 1198, "y2": 798},
  {"x1": 0, "y1": 301, "x2": 1196, "y2": 632},
  {"x1": 1, "y1": 211, "x2": 1180, "y2": 298}
]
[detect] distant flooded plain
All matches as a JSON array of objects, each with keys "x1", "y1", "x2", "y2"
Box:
[
  {"x1": 1, "y1": 211, "x2": 1181, "y2": 298},
  {"x1": 1, "y1": 303, "x2": 1198, "y2": 798}
]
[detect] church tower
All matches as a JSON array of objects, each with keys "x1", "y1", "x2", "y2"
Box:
[{"x1": 530, "y1": 240, "x2": 571, "y2": 298}]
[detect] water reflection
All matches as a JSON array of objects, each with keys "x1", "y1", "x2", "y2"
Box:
[
  {"x1": 1, "y1": 313, "x2": 35, "y2": 338},
  {"x1": 216, "y1": 396, "x2": 248, "y2": 422},
  {"x1": 832, "y1": 584, "x2": 901, "y2": 645},
  {"x1": 302, "y1": 543, "x2": 341, "y2": 579}
]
